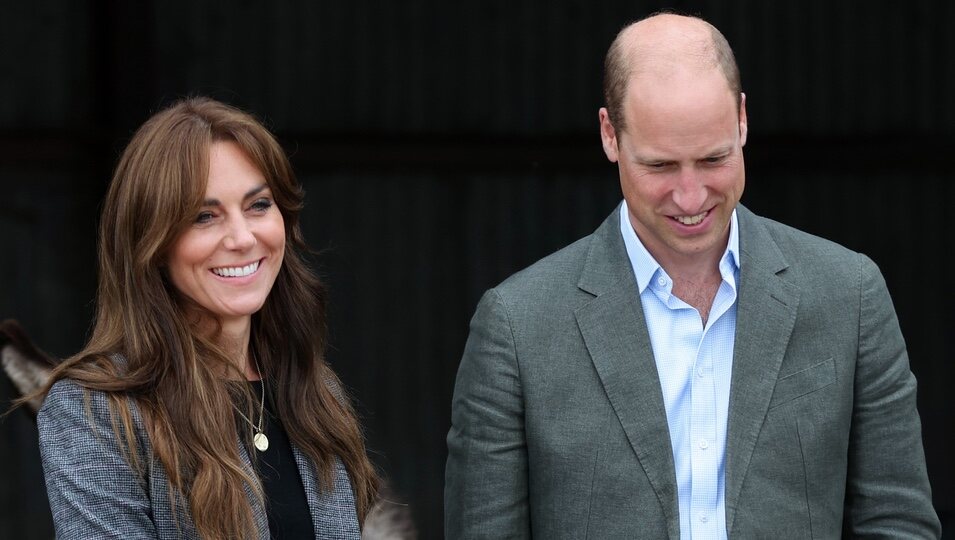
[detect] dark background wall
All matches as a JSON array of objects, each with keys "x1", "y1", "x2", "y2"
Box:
[{"x1": 1, "y1": 1, "x2": 952, "y2": 538}]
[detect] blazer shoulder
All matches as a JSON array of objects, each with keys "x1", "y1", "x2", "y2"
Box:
[
  {"x1": 753, "y1": 213, "x2": 858, "y2": 257},
  {"x1": 745, "y1": 211, "x2": 872, "y2": 280},
  {"x1": 493, "y1": 233, "x2": 594, "y2": 299},
  {"x1": 39, "y1": 373, "x2": 150, "y2": 462},
  {"x1": 40, "y1": 377, "x2": 107, "y2": 429},
  {"x1": 488, "y1": 206, "x2": 630, "y2": 315}
]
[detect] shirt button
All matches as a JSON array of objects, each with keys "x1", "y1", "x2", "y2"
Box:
[
  {"x1": 657, "y1": 276, "x2": 667, "y2": 287},
  {"x1": 699, "y1": 438, "x2": 709, "y2": 450},
  {"x1": 696, "y1": 367, "x2": 705, "y2": 377},
  {"x1": 699, "y1": 513, "x2": 708, "y2": 523}
]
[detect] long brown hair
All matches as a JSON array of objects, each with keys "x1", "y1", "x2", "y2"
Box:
[{"x1": 40, "y1": 97, "x2": 378, "y2": 538}]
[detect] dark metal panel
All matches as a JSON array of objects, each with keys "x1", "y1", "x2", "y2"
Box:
[
  {"x1": 0, "y1": 170, "x2": 98, "y2": 357},
  {"x1": 131, "y1": 0, "x2": 955, "y2": 136},
  {"x1": 0, "y1": 1, "x2": 93, "y2": 130}
]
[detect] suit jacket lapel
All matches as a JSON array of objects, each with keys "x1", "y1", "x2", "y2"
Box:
[
  {"x1": 724, "y1": 205, "x2": 800, "y2": 534},
  {"x1": 237, "y1": 438, "x2": 273, "y2": 539},
  {"x1": 575, "y1": 206, "x2": 681, "y2": 539},
  {"x1": 292, "y1": 445, "x2": 324, "y2": 536}
]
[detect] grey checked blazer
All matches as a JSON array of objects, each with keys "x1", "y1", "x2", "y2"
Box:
[
  {"x1": 39, "y1": 377, "x2": 360, "y2": 539},
  {"x1": 446, "y1": 204, "x2": 940, "y2": 539}
]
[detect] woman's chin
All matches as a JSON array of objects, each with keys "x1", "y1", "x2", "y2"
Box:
[{"x1": 207, "y1": 302, "x2": 268, "y2": 325}]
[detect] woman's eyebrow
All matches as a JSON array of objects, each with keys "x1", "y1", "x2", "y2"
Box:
[{"x1": 201, "y1": 184, "x2": 268, "y2": 206}]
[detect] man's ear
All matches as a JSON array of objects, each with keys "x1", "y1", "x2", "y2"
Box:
[
  {"x1": 739, "y1": 93, "x2": 748, "y2": 147},
  {"x1": 598, "y1": 108, "x2": 620, "y2": 163}
]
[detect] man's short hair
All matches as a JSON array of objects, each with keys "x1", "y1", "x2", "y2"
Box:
[{"x1": 602, "y1": 12, "x2": 742, "y2": 134}]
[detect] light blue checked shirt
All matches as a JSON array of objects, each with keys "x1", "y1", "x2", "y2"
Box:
[{"x1": 619, "y1": 201, "x2": 740, "y2": 540}]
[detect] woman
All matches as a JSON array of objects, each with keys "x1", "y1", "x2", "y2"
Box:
[{"x1": 36, "y1": 97, "x2": 378, "y2": 539}]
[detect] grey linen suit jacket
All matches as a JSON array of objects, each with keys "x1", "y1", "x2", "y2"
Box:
[
  {"x1": 38, "y1": 378, "x2": 360, "y2": 539},
  {"x1": 445, "y1": 204, "x2": 940, "y2": 539}
]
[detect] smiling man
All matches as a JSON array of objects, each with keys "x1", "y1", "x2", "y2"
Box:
[{"x1": 445, "y1": 12, "x2": 940, "y2": 539}]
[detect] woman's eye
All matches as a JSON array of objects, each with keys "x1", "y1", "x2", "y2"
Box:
[
  {"x1": 251, "y1": 198, "x2": 273, "y2": 212},
  {"x1": 195, "y1": 211, "x2": 215, "y2": 224}
]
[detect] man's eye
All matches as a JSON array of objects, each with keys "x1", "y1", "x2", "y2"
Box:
[{"x1": 704, "y1": 156, "x2": 726, "y2": 164}]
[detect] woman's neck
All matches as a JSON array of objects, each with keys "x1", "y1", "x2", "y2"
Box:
[{"x1": 209, "y1": 315, "x2": 257, "y2": 380}]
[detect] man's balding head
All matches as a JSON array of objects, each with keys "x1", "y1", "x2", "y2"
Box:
[{"x1": 603, "y1": 13, "x2": 741, "y2": 133}]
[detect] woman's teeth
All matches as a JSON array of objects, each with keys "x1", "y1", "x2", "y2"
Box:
[{"x1": 212, "y1": 260, "x2": 259, "y2": 277}]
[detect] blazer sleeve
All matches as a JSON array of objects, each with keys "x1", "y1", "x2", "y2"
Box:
[
  {"x1": 445, "y1": 289, "x2": 531, "y2": 539},
  {"x1": 842, "y1": 255, "x2": 941, "y2": 538},
  {"x1": 38, "y1": 378, "x2": 159, "y2": 539}
]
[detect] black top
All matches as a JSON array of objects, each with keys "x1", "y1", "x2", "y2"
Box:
[{"x1": 248, "y1": 380, "x2": 315, "y2": 539}]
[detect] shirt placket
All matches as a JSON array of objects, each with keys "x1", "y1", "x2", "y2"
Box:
[{"x1": 690, "y1": 327, "x2": 719, "y2": 539}]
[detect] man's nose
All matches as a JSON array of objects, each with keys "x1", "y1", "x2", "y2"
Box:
[{"x1": 671, "y1": 170, "x2": 707, "y2": 213}]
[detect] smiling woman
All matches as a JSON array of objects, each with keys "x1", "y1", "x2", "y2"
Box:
[
  {"x1": 168, "y1": 141, "x2": 287, "y2": 337},
  {"x1": 29, "y1": 97, "x2": 379, "y2": 539}
]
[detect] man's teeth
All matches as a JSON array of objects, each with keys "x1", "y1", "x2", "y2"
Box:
[
  {"x1": 675, "y1": 212, "x2": 707, "y2": 225},
  {"x1": 212, "y1": 260, "x2": 259, "y2": 278}
]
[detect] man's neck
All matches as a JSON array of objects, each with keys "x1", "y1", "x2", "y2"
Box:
[
  {"x1": 671, "y1": 272, "x2": 722, "y2": 325},
  {"x1": 646, "y1": 238, "x2": 728, "y2": 325}
]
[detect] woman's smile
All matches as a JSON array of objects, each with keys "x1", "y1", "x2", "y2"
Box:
[{"x1": 167, "y1": 141, "x2": 286, "y2": 324}]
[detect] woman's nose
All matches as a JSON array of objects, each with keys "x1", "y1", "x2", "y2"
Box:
[{"x1": 223, "y1": 219, "x2": 256, "y2": 250}]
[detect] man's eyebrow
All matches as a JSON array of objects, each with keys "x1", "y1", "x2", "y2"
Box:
[
  {"x1": 705, "y1": 146, "x2": 733, "y2": 157},
  {"x1": 635, "y1": 156, "x2": 672, "y2": 165},
  {"x1": 201, "y1": 184, "x2": 269, "y2": 206}
]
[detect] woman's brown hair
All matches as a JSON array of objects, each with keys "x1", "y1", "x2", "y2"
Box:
[{"x1": 39, "y1": 96, "x2": 378, "y2": 538}]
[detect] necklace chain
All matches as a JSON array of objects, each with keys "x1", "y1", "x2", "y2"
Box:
[{"x1": 232, "y1": 351, "x2": 269, "y2": 451}]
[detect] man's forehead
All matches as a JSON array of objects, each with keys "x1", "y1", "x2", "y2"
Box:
[{"x1": 625, "y1": 64, "x2": 736, "y2": 109}]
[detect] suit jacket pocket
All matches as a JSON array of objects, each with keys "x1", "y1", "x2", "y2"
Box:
[{"x1": 769, "y1": 357, "x2": 835, "y2": 409}]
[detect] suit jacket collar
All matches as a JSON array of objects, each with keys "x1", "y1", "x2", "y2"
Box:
[{"x1": 574, "y1": 203, "x2": 799, "y2": 539}]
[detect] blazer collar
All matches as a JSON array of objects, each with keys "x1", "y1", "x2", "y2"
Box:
[
  {"x1": 237, "y1": 437, "x2": 277, "y2": 538},
  {"x1": 577, "y1": 203, "x2": 635, "y2": 297}
]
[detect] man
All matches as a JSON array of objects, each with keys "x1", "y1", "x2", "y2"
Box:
[{"x1": 445, "y1": 13, "x2": 940, "y2": 539}]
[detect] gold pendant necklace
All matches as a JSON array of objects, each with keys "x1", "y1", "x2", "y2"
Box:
[
  {"x1": 233, "y1": 352, "x2": 269, "y2": 452},
  {"x1": 253, "y1": 431, "x2": 269, "y2": 452}
]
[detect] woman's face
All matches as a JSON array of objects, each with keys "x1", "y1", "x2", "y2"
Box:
[{"x1": 167, "y1": 141, "x2": 286, "y2": 327}]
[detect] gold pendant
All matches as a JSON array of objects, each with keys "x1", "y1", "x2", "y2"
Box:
[{"x1": 253, "y1": 432, "x2": 269, "y2": 452}]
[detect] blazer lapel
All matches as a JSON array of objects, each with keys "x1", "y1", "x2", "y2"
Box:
[
  {"x1": 575, "y1": 206, "x2": 681, "y2": 539},
  {"x1": 724, "y1": 205, "x2": 800, "y2": 534},
  {"x1": 237, "y1": 438, "x2": 273, "y2": 539},
  {"x1": 292, "y1": 445, "x2": 324, "y2": 537}
]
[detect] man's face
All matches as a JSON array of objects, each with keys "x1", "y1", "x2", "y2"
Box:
[{"x1": 599, "y1": 67, "x2": 747, "y2": 270}]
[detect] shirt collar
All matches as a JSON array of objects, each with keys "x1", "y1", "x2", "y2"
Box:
[{"x1": 619, "y1": 200, "x2": 740, "y2": 294}]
